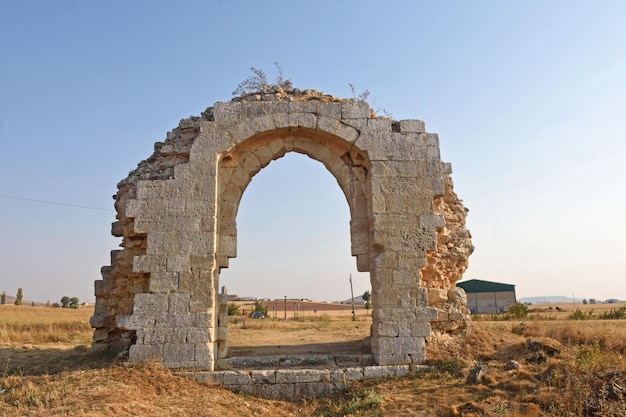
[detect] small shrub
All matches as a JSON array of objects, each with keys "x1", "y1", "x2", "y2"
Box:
[
  {"x1": 436, "y1": 357, "x2": 467, "y2": 377},
  {"x1": 509, "y1": 302, "x2": 529, "y2": 319},
  {"x1": 569, "y1": 308, "x2": 594, "y2": 320},
  {"x1": 598, "y1": 306, "x2": 626, "y2": 320},
  {"x1": 320, "y1": 389, "x2": 383, "y2": 417},
  {"x1": 575, "y1": 340, "x2": 605, "y2": 373},
  {"x1": 232, "y1": 62, "x2": 292, "y2": 96},
  {"x1": 227, "y1": 302, "x2": 240, "y2": 316}
]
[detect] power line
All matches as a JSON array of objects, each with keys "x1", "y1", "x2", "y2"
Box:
[
  {"x1": 2, "y1": 193, "x2": 351, "y2": 283},
  {"x1": 0, "y1": 194, "x2": 114, "y2": 212},
  {"x1": 238, "y1": 249, "x2": 338, "y2": 282}
]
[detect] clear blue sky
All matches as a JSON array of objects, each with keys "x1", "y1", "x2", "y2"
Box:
[{"x1": 1, "y1": 1, "x2": 625, "y2": 304}]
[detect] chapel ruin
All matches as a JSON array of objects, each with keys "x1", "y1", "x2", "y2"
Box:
[{"x1": 90, "y1": 88, "x2": 473, "y2": 371}]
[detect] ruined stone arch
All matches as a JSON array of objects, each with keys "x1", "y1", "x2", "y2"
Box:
[{"x1": 90, "y1": 90, "x2": 473, "y2": 371}]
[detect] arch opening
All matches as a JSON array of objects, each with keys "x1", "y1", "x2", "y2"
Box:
[
  {"x1": 218, "y1": 153, "x2": 372, "y2": 363},
  {"x1": 214, "y1": 131, "x2": 373, "y2": 366}
]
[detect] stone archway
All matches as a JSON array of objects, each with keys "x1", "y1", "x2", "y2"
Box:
[{"x1": 90, "y1": 89, "x2": 473, "y2": 371}]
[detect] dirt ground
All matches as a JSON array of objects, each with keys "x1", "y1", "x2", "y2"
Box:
[
  {"x1": 2, "y1": 303, "x2": 626, "y2": 416},
  {"x1": 227, "y1": 311, "x2": 371, "y2": 356}
]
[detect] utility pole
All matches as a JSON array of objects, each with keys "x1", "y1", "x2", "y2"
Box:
[
  {"x1": 349, "y1": 273, "x2": 355, "y2": 321},
  {"x1": 284, "y1": 295, "x2": 287, "y2": 320}
]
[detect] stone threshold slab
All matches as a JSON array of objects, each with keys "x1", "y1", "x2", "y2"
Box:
[{"x1": 175, "y1": 364, "x2": 432, "y2": 400}]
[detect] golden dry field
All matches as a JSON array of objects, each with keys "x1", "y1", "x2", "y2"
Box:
[{"x1": 1, "y1": 303, "x2": 625, "y2": 416}]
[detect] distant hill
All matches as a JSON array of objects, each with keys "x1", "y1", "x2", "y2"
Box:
[
  {"x1": 340, "y1": 295, "x2": 365, "y2": 305},
  {"x1": 519, "y1": 296, "x2": 584, "y2": 304}
]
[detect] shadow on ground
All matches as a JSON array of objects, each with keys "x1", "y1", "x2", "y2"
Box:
[{"x1": 0, "y1": 345, "x2": 118, "y2": 376}]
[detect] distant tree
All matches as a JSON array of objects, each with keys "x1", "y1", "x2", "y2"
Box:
[
  {"x1": 31, "y1": 301, "x2": 35, "y2": 307},
  {"x1": 227, "y1": 302, "x2": 240, "y2": 316},
  {"x1": 589, "y1": 298, "x2": 596, "y2": 305},
  {"x1": 1, "y1": 291, "x2": 5, "y2": 305},
  {"x1": 51, "y1": 302, "x2": 61, "y2": 308},
  {"x1": 582, "y1": 299, "x2": 588, "y2": 305},
  {"x1": 362, "y1": 290, "x2": 372, "y2": 310},
  {"x1": 15, "y1": 288, "x2": 23, "y2": 305},
  {"x1": 60, "y1": 296, "x2": 71, "y2": 308},
  {"x1": 69, "y1": 297, "x2": 79, "y2": 309}
]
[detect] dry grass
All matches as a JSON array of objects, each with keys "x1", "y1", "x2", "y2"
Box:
[
  {"x1": 0, "y1": 305, "x2": 93, "y2": 345},
  {"x1": 1, "y1": 304, "x2": 625, "y2": 416}
]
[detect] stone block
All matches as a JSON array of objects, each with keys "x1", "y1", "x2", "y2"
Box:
[
  {"x1": 166, "y1": 256, "x2": 190, "y2": 272},
  {"x1": 418, "y1": 307, "x2": 439, "y2": 321},
  {"x1": 133, "y1": 255, "x2": 166, "y2": 273},
  {"x1": 276, "y1": 369, "x2": 326, "y2": 384},
  {"x1": 222, "y1": 371, "x2": 251, "y2": 385},
  {"x1": 193, "y1": 343, "x2": 212, "y2": 363},
  {"x1": 129, "y1": 344, "x2": 164, "y2": 362},
  {"x1": 428, "y1": 288, "x2": 448, "y2": 305},
  {"x1": 389, "y1": 365, "x2": 411, "y2": 377},
  {"x1": 373, "y1": 322, "x2": 399, "y2": 338},
  {"x1": 363, "y1": 366, "x2": 395, "y2": 379},
  {"x1": 202, "y1": 371, "x2": 224, "y2": 386},
  {"x1": 288, "y1": 102, "x2": 317, "y2": 114},
  {"x1": 367, "y1": 118, "x2": 392, "y2": 131},
  {"x1": 288, "y1": 112, "x2": 316, "y2": 129},
  {"x1": 397, "y1": 119, "x2": 425, "y2": 133},
  {"x1": 133, "y1": 293, "x2": 168, "y2": 314},
  {"x1": 187, "y1": 329, "x2": 211, "y2": 343},
  {"x1": 316, "y1": 101, "x2": 341, "y2": 118},
  {"x1": 111, "y1": 221, "x2": 123, "y2": 237},
  {"x1": 344, "y1": 367, "x2": 364, "y2": 381},
  {"x1": 257, "y1": 383, "x2": 294, "y2": 401},
  {"x1": 250, "y1": 115, "x2": 276, "y2": 133},
  {"x1": 94, "y1": 279, "x2": 109, "y2": 296},
  {"x1": 225, "y1": 383, "x2": 254, "y2": 396},
  {"x1": 89, "y1": 314, "x2": 108, "y2": 329},
  {"x1": 213, "y1": 102, "x2": 242, "y2": 121},
  {"x1": 216, "y1": 326, "x2": 227, "y2": 342},
  {"x1": 148, "y1": 272, "x2": 179, "y2": 293},
  {"x1": 419, "y1": 214, "x2": 445, "y2": 229},
  {"x1": 410, "y1": 321, "x2": 432, "y2": 337},
  {"x1": 448, "y1": 287, "x2": 468, "y2": 305},
  {"x1": 250, "y1": 370, "x2": 276, "y2": 384},
  {"x1": 168, "y1": 292, "x2": 190, "y2": 314},
  {"x1": 163, "y1": 343, "x2": 194, "y2": 362},
  {"x1": 116, "y1": 314, "x2": 156, "y2": 331},
  {"x1": 341, "y1": 100, "x2": 370, "y2": 119},
  {"x1": 295, "y1": 382, "x2": 331, "y2": 399}
]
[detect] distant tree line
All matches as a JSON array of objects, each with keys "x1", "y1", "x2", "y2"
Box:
[{"x1": 0, "y1": 290, "x2": 80, "y2": 308}]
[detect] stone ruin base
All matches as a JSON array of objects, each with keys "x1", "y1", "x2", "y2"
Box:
[{"x1": 176, "y1": 364, "x2": 431, "y2": 401}]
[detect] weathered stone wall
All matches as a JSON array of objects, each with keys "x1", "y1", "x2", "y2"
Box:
[
  {"x1": 422, "y1": 168, "x2": 474, "y2": 333},
  {"x1": 91, "y1": 88, "x2": 473, "y2": 369}
]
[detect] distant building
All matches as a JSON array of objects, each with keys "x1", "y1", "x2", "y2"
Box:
[{"x1": 457, "y1": 279, "x2": 517, "y2": 314}]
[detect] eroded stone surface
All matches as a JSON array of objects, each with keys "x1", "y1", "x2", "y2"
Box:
[{"x1": 91, "y1": 88, "x2": 472, "y2": 369}]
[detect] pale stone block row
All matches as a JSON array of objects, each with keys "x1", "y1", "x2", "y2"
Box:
[{"x1": 179, "y1": 364, "x2": 429, "y2": 400}]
